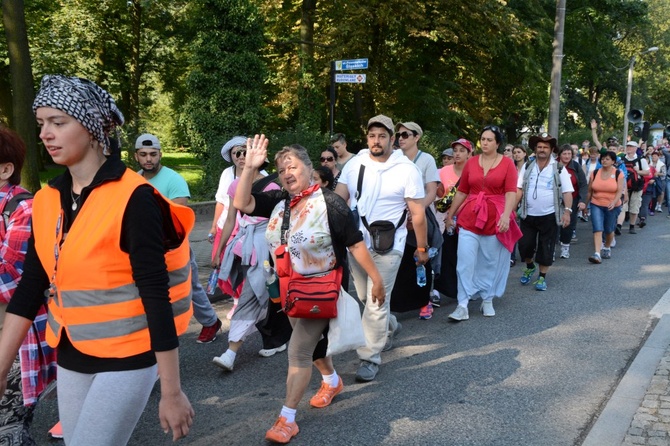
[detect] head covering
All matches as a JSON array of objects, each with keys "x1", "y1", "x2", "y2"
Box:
[
  {"x1": 441, "y1": 148, "x2": 454, "y2": 157},
  {"x1": 396, "y1": 122, "x2": 423, "y2": 137},
  {"x1": 450, "y1": 138, "x2": 473, "y2": 153},
  {"x1": 221, "y1": 136, "x2": 247, "y2": 162},
  {"x1": 367, "y1": 114, "x2": 394, "y2": 134},
  {"x1": 626, "y1": 141, "x2": 639, "y2": 148},
  {"x1": 135, "y1": 133, "x2": 161, "y2": 150},
  {"x1": 529, "y1": 132, "x2": 558, "y2": 152},
  {"x1": 33, "y1": 75, "x2": 124, "y2": 156}
]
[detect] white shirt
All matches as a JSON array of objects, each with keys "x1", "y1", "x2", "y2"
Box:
[
  {"x1": 339, "y1": 150, "x2": 425, "y2": 252},
  {"x1": 517, "y1": 158, "x2": 574, "y2": 216}
]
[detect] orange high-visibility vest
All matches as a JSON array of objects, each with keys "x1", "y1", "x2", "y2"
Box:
[{"x1": 32, "y1": 169, "x2": 194, "y2": 358}]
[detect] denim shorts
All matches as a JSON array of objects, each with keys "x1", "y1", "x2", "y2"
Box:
[{"x1": 590, "y1": 204, "x2": 621, "y2": 234}]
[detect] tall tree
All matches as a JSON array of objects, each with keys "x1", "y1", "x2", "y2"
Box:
[{"x1": 2, "y1": 0, "x2": 40, "y2": 191}]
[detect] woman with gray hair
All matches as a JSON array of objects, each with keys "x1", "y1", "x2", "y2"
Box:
[{"x1": 0, "y1": 75, "x2": 194, "y2": 445}]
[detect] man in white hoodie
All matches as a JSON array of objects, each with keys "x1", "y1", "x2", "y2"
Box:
[{"x1": 335, "y1": 114, "x2": 428, "y2": 382}]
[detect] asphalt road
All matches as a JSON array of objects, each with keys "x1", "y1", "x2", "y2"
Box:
[{"x1": 29, "y1": 210, "x2": 670, "y2": 446}]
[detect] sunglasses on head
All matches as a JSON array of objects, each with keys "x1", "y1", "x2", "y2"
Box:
[
  {"x1": 320, "y1": 156, "x2": 334, "y2": 162},
  {"x1": 233, "y1": 150, "x2": 247, "y2": 158},
  {"x1": 395, "y1": 131, "x2": 415, "y2": 140},
  {"x1": 483, "y1": 125, "x2": 501, "y2": 134}
]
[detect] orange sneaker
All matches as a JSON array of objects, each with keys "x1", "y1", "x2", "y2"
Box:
[
  {"x1": 48, "y1": 421, "x2": 63, "y2": 439},
  {"x1": 265, "y1": 416, "x2": 299, "y2": 444},
  {"x1": 309, "y1": 378, "x2": 343, "y2": 408}
]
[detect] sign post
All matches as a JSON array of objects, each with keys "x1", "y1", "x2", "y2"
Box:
[{"x1": 330, "y1": 58, "x2": 369, "y2": 135}]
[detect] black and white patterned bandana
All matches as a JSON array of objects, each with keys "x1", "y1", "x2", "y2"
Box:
[{"x1": 32, "y1": 75, "x2": 124, "y2": 156}]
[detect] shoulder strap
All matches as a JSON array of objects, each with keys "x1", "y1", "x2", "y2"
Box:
[
  {"x1": 251, "y1": 172, "x2": 278, "y2": 193},
  {"x1": 280, "y1": 197, "x2": 291, "y2": 245},
  {"x1": 355, "y1": 164, "x2": 365, "y2": 200},
  {"x1": 2, "y1": 192, "x2": 32, "y2": 228},
  {"x1": 361, "y1": 208, "x2": 407, "y2": 231},
  {"x1": 413, "y1": 151, "x2": 422, "y2": 163}
]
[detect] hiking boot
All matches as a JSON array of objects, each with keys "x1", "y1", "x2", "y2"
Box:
[
  {"x1": 309, "y1": 379, "x2": 344, "y2": 408},
  {"x1": 589, "y1": 252, "x2": 602, "y2": 264},
  {"x1": 382, "y1": 322, "x2": 402, "y2": 352},
  {"x1": 196, "y1": 319, "x2": 222, "y2": 344},
  {"x1": 520, "y1": 265, "x2": 537, "y2": 285},
  {"x1": 560, "y1": 244, "x2": 570, "y2": 259},
  {"x1": 419, "y1": 303, "x2": 433, "y2": 320},
  {"x1": 601, "y1": 248, "x2": 611, "y2": 259},
  {"x1": 265, "y1": 416, "x2": 299, "y2": 444},
  {"x1": 355, "y1": 361, "x2": 379, "y2": 382},
  {"x1": 480, "y1": 300, "x2": 495, "y2": 317},
  {"x1": 533, "y1": 277, "x2": 547, "y2": 291},
  {"x1": 629, "y1": 227, "x2": 637, "y2": 234},
  {"x1": 259, "y1": 343, "x2": 287, "y2": 358},
  {"x1": 448, "y1": 305, "x2": 469, "y2": 321}
]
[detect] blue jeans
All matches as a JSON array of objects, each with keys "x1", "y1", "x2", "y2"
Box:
[{"x1": 590, "y1": 204, "x2": 621, "y2": 234}]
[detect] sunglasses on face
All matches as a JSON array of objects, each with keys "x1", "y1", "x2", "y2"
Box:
[
  {"x1": 233, "y1": 150, "x2": 247, "y2": 158},
  {"x1": 504, "y1": 148, "x2": 512, "y2": 152},
  {"x1": 395, "y1": 131, "x2": 415, "y2": 140},
  {"x1": 320, "y1": 156, "x2": 334, "y2": 162}
]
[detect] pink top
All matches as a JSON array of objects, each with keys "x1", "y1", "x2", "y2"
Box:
[
  {"x1": 439, "y1": 165, "x2": 460, "y2": 190},
  {"x1": 457, "y1": 155, "x2": 518, "y2": 235},
  {"x1": 591, "y1": 169, "x2": 621, "y2": 207}
]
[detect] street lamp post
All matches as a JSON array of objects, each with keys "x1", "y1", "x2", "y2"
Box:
[{"x1": 623, "y1": 46, "x2": 658, "y2": 142}]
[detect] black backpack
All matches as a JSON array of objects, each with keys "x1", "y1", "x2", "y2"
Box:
[
  {"x1": 2, "y1": 192, "x2": 32, "y2": 229},
  {"x1": 624, "y1": 158, "x2": 645, "y2": 192}
]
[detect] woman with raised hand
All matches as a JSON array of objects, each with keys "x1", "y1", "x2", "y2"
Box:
[
  {"x1": 234, "y1": 136, "x2": 384, "y2": 444},
  {"x1": 0, "y1": 75, "x2": 194, "y2": 445}
]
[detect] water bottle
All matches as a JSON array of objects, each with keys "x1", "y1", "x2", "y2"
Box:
[
  {"x1": 428, "y1": 247, "x2": 438, "y2": 259},
  {"x1": 446, "y1": 216, "x2": 457, "y2": 236},
  {"x1": 264, "y1": 260, "x2": 276, "y2": 285},
  {"x1": 416, "y1": 263, "x2": 427, "y2": 287},
  {"x1": 206, "y1": 268, "x2": 219, "y2": 295}
]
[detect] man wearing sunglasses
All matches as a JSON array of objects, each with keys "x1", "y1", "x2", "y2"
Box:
[
  {"x1": 391, "y1": 122, "x2": 440, "y2": 320},
  {"x1": 135, "y1": 133, "x2": 223, "y2": 344},
  {"x1": 330, "y1": 133, "x2": 355, "y2": 169}
]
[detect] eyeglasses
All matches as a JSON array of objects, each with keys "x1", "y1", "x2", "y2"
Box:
[
  {"x1": 395, "y1": 131, "x2": 415, "y2": 140},
  {"x1": 320, "y1": 156, "x2": 334, "y2": 162},
  {"x1": 233, "y1": 150, "x2": 247, "y2": 158}
]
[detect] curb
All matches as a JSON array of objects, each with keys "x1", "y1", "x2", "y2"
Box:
[{"x1": 582, "y1": 314, "x2": 670, "y2": 445}]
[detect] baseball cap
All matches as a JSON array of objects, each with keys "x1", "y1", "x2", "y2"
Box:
[
  {"x1": 396, "y1": 122, "x2": 423, "y2": 137},
  {"x1": 367, "y1": 114, "x2": 394, "y2": 134},
  {"x1": 441, "y1": 148, "x2": 454, "y2": 157},
  {"x1": 135, "y1": 133, "x2": 160, "y2": 150},
  {"x1": 626, "y1": 141, "x2": 639, "y2": 148},
  {"x1": 450, "y1": 138, "x2": 473, "y2": 153}
]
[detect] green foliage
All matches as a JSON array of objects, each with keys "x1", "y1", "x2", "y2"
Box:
[{"x1": 178, "y1": 0, "x2": 267, "y2": 199}]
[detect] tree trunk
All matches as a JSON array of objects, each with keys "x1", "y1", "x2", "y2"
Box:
[
  {"x1": 2, "y1": 0, "x2": 41, "y2": 192},
  {"x1": 127, "y1": 0, "x2": 142, "y2": 137}
]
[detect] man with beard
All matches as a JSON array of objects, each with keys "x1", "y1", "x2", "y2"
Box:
[
  {"x1": 335, "y1": 115, "x2": 428, "y2": 382},
  {"x1": 516, "y1": 133, "x2": 573, "y2": 291},
  {"x1": 135, "y1": 134, "x2": 223, "y2": 344}
]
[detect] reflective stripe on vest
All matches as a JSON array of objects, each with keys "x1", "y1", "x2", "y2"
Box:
[{"x1": 33, "y1": 169, "x2": 194, "y2": 358}]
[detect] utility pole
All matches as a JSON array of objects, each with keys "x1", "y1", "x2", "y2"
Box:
[{"x1": 548, "y1": 0, "x2": 566, "y2": 138}]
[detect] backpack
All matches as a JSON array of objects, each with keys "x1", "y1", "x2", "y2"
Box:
[
  {"x1": 624, "y1": 157, "x2": 645, "y2": 192},
  {"x1": 2, "y1": 191, "x2": 32, "y2": 229}
]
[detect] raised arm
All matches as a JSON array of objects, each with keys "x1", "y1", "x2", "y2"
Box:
[{"x1": 232, "y1": 135, "x2": 269, "y2": 214}]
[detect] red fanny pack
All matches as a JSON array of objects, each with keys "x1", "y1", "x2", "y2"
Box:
[{"x1": 275, "y1": 244, "x2": 341, "y2": 319}]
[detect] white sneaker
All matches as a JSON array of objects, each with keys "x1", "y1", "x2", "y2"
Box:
[
  {"x1": 448, "y1": 305, "x2": 469, "y2": 321},
  {"x1": 480, "y1": 300, "x2": 495, "y2": 317},
  {"x1": 258, "y1": 343, "x2": 287, "y2": 358},
  {"x1": 560, "y1": 244, "x2": 570, "y2": 259},
  {"x1": 212, "y1": 351, "x2": 235, "y2": 371}
]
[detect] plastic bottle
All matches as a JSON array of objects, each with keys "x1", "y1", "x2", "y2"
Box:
[
  {"x1": 446, "y1": 216, "x2": 457, "y2": 236},
  {"x1": 416, "y1": 263, "x2": 427, "y2": 287},
  {"x1": 428, "y1": 247, "x2": 438, "y2": 259},
  {"x1": 264, "y1": 260, "x2": 276, "y2": 285},
  {"x1": 206, "y1": 268, "x2": 219, "y2": 295}
]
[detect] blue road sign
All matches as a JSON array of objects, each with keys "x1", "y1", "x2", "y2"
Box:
[{"x1": 336, "y1": 58, "x2": 369, "y2": 70}]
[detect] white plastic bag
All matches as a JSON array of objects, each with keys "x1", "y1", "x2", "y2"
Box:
[{"x1": 326, "y1": 288, "x2": 365, "y2": 357}]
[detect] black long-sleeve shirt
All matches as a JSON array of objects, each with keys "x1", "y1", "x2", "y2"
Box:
[{"x1": 7, "y1": 158, "x2": 179, "y2": 373}]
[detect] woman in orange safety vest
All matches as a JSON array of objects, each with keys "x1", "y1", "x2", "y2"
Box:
[{"x1": 0, "y1": 75, "x2": 195, "y2": 446}]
